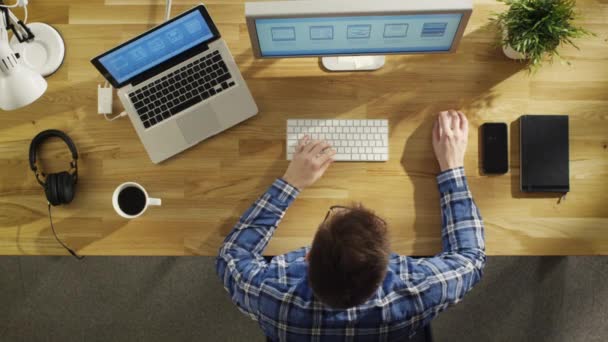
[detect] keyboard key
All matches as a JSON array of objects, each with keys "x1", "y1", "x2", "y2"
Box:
[
  {"x1": 373, "y1": 147, "x2": 388, "y2": 154},
  {"x1": 217, "y1": 73, "x2": 231, "y2": 84},
  {"x1": 170, "y1": 95, "x2": 202, "y2": 116},
  {"x1": 333, "y1": 154, "x2": 351, "y2": 161}
]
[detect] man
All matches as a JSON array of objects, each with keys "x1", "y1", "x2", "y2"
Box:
[{"x1": 216, "y1": 110, "x2": 485, "y2": 341}]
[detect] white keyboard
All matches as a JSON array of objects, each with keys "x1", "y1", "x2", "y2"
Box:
[{"x1": 286, "y1": 119, "x2": 389, "y2": 162}]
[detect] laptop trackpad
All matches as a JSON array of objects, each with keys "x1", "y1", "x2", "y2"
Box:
[{"x1": 176, "y1": 106, "x2": 222, "y2": 145}]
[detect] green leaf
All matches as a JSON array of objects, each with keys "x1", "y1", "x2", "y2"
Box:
[{"x1": 489, "y1": 0, "x2": 594, "y2": 70}]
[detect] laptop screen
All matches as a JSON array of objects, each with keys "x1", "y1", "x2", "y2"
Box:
[{"x1": 98, "y1": 10, "x2": 214, "y2": 84}]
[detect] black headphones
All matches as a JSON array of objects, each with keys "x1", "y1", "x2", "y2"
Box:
[{"x1": 29, "y1": 129, "x2": 79, "y2": 206}]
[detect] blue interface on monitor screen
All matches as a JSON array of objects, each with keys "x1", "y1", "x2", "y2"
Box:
[
  {"x1": 99, "y1": 11, "x2": 214, "y2": 84},
  {"x1": 255, "y1": 14, "x2": 463, "y2": 57}
]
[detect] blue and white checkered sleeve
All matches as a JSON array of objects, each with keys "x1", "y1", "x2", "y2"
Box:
[
  {"x1": 396, "y1": 167, "x2": 485, "y2": 318},
  {"x1": 215, "y1": 178, "x2": 299, "y2": 319}
]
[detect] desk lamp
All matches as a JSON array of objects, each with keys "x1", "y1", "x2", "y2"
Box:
[{"x1": 0, "y1": 1, "x2": 65, "y2": 110}]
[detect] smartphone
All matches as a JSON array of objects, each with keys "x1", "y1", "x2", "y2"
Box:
[{"x1": 481, "y1": 123, "x2": 508, "y2": 174}]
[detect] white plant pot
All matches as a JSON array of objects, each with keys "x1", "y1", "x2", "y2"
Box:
[{"x1": 502, "y1": 28, "x2": 526, "y2": 60}]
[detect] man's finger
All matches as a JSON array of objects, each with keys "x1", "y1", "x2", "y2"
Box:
[
  {"x1": 311, "y1": 141, "x2": 331, "y2": 156},
  {"x1": 318, "y1": 148, "x2": 336, "y2": 164},
  {"x1": 449, "y1": 110, "x2": 460, "y2": 130},
  {"x1": 433, "y1": 118, "x2": 440, "y2": 141},
  {"x1": 319, "y1": 156, "x2": 335, "y2": 173},
  {"x1": 457, "y1": 111, "x2": 468, "y2": 131},
  {"x1": 304, "y1": 139, "x2": 323, "y2": 153},
  {"x1": 439, "y1": 111, "x2": 452, "y2": 136},
  {"x1": 296, "y1": 135, "x2": 309, "y2": 152}
]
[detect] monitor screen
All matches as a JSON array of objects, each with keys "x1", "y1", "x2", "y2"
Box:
[
  {"x1": 98, "y1": 10, "x2": 214, "y2": 84},
  {"x1": 254, "y1": 13, "x2": 463, "y2": 57}
]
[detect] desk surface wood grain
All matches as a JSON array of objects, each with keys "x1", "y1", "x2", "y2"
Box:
[{"x1": 1, "y1": 0, "x2": 607, "y2": 256}]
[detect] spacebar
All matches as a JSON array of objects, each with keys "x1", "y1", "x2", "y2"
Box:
[{"x1": 170, "y1": 95, "x2": 202, "y2": 116}]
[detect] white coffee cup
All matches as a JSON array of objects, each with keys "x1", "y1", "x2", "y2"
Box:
[{"x1": 112, "y1": 182, "x2": 161, "y2": 219}]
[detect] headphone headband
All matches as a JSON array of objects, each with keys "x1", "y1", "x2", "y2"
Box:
[{"x1": 29, "y1": 129, "x2": 79, "y2": 184}]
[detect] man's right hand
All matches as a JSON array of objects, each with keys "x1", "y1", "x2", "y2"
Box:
[
  {"x1": 432, "y1": 110, "x2": 469, "y2": 172},
  {"x1": 282, "y1": 136, "x2": 336, "y2": 190}
]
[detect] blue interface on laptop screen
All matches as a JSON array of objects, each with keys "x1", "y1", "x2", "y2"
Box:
[
  {"x1": 99, "y1": 11, "x2": 214, "y2": 84},
  {"x1": 255, "y1": 14, "x2": 463, "y2": 57}
]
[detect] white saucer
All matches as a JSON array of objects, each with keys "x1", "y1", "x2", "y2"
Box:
[{"x1": 10, "y1": 23, "x2": 65, "y2": 77}]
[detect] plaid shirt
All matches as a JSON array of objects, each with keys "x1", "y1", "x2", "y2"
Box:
[{"x1": 216, "y1": 167, "x2": 485, "y2": 342}]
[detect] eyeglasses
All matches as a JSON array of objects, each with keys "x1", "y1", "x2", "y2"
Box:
[{"x1": 321, "y1": 205, "x2": 387, "y2": 226}]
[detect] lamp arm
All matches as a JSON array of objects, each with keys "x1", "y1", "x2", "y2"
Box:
[
  {"x1": 1, "y1": 6, "x2": 32, "y2": 43},
  {"x1": 0, "y1": 7, "x2": 7, "y2": 42}
]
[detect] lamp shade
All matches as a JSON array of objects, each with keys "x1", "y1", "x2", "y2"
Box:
[{"x1": 0, "y1": 43, "x2": 47, "y2": 111}]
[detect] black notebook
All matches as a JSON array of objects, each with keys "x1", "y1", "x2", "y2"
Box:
[{"x1": 520, "y1": 115, "x2": 569, "y2": 193}]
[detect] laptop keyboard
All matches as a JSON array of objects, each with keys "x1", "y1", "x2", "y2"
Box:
[{"x1": 128, "y1": 51, "x2": 236, "y2": 129}]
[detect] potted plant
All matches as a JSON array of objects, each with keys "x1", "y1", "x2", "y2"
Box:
[{"x1": 491, "y1": 0, "x2": 593, "y2": 69}]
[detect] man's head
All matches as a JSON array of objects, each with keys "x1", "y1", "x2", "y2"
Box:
[{"x1": 307, "y1": 205, "x2": 390, "y2": 309}]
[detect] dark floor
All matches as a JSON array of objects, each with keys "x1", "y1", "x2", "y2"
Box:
[{"x1": 1, "y1": 256, "x2": 606, "y2": 342}]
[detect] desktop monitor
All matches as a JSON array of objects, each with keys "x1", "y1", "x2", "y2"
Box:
[{"x1": 245, "y1": 0, "x2": 472, "y2": 71}]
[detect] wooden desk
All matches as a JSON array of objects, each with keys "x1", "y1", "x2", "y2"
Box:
[{"x1": 0, "y1": 0, "x2": 606, "y2": 256}]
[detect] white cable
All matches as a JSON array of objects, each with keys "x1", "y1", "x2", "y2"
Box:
[
  {"x1": 165, "y1": 0, "x2": 172, "y2": 21},
  {"x1": 104, "y1": 111, "x2": 128, "y2": 122},
  {"x1": 22, "y1": 4, "x2": 26, "y2": 23},
  {"x1": 0, "y1": 2, "x2": 20, "y2": 8}
]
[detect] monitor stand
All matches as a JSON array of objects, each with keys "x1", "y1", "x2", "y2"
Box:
[{"x1": 321, "y1": 56, "x2": 385, "y2": 71}]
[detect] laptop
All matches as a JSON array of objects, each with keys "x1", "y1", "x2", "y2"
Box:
[{"x1": 91, "y1": 5, "x2": 258, "y2": 163}]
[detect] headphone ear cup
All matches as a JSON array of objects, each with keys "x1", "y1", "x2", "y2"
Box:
[
  {"x1": 45, "y1": 173, "x2": 60, "y2": 206},
  {"x1": 59, "y1": 171, "x2": 75, "y2": 204}
]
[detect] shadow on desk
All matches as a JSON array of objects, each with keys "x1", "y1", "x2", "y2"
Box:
[{"x1": 187, "y1": 156, "x2": 289, "y2": 255}]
